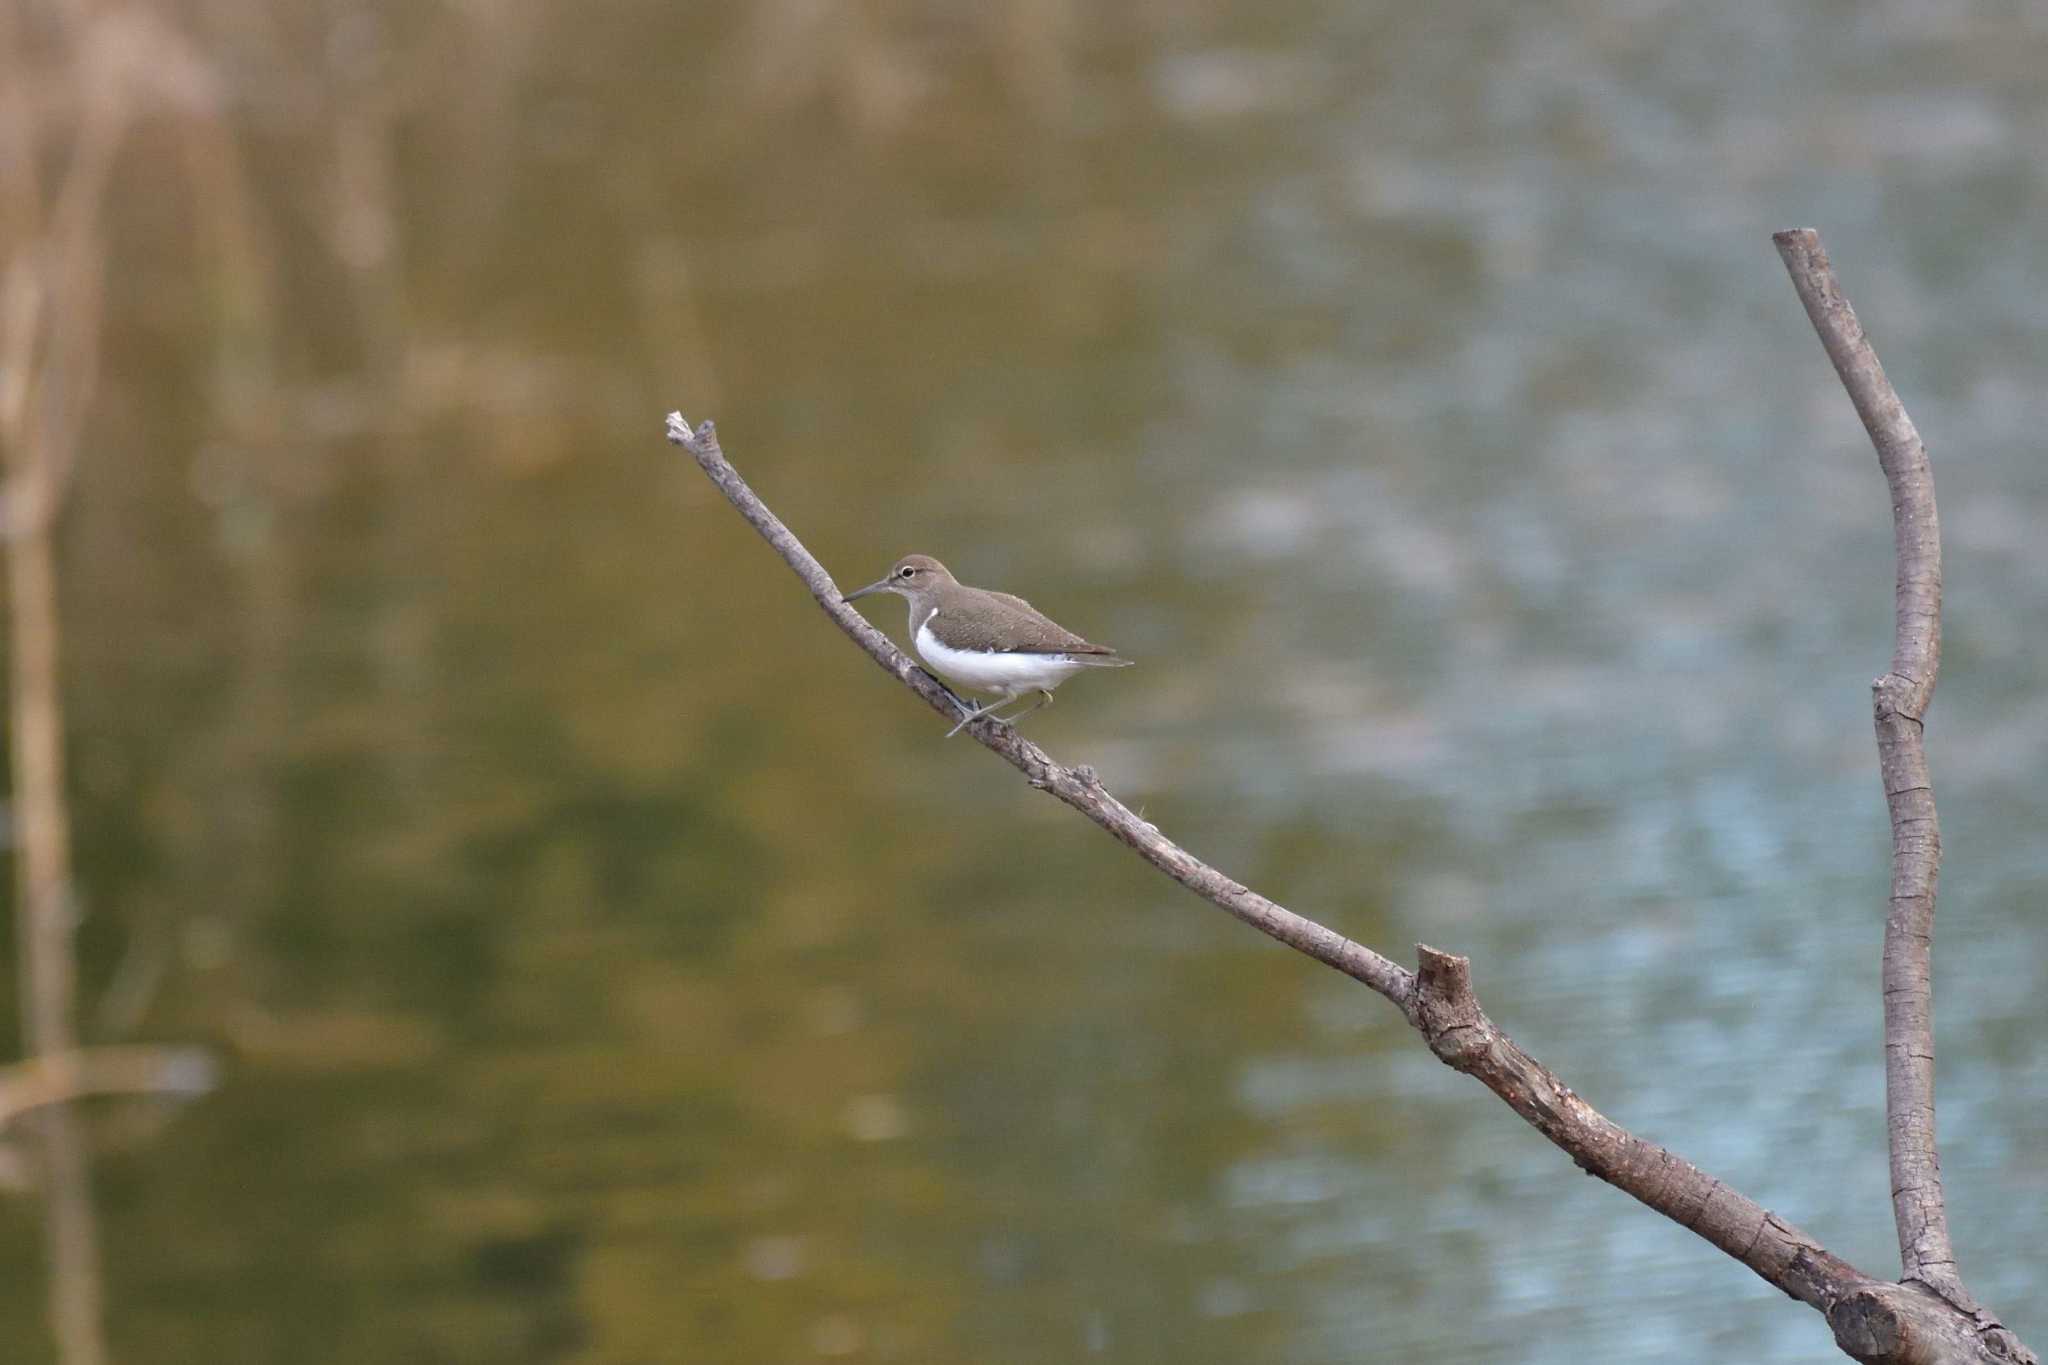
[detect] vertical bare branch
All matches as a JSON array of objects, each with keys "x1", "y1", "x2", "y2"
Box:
[
  {"x1": 5, "y1": 513, "x2": 105, "y2": 1365},
  {"x1": 0, "y1": 10, "x2": 180, "y2": 1364},
  {"x1": 1772, "y1": 230, "x2": 1958, "y2": 1305}
]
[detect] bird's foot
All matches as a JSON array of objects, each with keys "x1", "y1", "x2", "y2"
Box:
[{"x1": 944, "y1": 701, "x2": 999, "y2": 739}]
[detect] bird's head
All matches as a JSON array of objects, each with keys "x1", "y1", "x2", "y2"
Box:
[{"x1": 843, "y1": 554, "x2": 953, "y2": 603}]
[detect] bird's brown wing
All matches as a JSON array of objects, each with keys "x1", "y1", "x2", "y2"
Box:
[{"x1": 943, "y1": 588, "x2": 1120, "y2": 655}]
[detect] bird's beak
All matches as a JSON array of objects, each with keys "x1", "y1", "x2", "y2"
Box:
[{"x1": 842, "y1": 576, "x2": 893, "y2": 604}]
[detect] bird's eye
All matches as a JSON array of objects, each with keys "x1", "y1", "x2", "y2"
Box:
[{"x1": 900, "y1": 566, "x2": 915, "y2": 577}]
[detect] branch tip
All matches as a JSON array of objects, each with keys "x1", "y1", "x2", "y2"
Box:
[
  {"x1": 663, "y1": 411, "x2": 715, "y2": 450},
  {"x1": 1415, "y1": 944, "x2": 1471, "y2": 992}
]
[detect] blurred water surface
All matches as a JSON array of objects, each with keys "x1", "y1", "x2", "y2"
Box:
[{"x1": 4, "y1": 1, "x2": 2048, "y2": 1361}]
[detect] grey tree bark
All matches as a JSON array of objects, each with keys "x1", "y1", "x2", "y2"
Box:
[{"x1": 667, "y1": 228, "x2": 2033, "y2": 1363}]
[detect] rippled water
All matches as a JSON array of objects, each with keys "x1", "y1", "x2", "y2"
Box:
[{"x1": 4, "y1": 2, "x2": 2047, "y2": 1361}]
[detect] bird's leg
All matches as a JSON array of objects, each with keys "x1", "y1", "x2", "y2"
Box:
[
  {"x1": 985, "y1": 689, "x2": 1053, "y2": 728},
  {"x1": 922, "y1": 670, "x2": 973, "y2": 714},
  {"x1": 946, "y1": 686, "x2": 1052, "y2": 737},
  {"x1": 944, "y1": 696, "x2": 1005, "y2": 738}
]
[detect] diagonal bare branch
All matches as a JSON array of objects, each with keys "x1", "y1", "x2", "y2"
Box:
[
  {"x1": 666, "y1": 412, "x2": 1415, "y2": 1005},
  {"x1": 1772, "y1": 229, "x2": 1960, "y2": 1308},
  {"x1": 663, "y1": 410, "x2": 1995, "y2": 1351}
]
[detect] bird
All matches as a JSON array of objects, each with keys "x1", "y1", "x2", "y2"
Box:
[{"x1": 842, "y1": 554, "x2": 1133, "y2": 737}]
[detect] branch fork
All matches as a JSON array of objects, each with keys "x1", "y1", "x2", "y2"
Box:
[{"x1": 665, "y1": 226, "x2": 2032, "y2": 1363}]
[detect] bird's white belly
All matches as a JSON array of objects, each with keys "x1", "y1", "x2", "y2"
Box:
[{"x1": 916, "y1": 620, "x2": 1086, "y2": 694}]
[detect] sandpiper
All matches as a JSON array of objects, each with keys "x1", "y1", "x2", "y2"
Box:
[{"x1": 842, "y1": 554, "x2": 1133, "y2": 737}]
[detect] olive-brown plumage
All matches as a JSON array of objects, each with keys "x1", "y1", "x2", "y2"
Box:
[{"x1": 842, "y1": 554, "x2": 1132, "y2": 736}]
